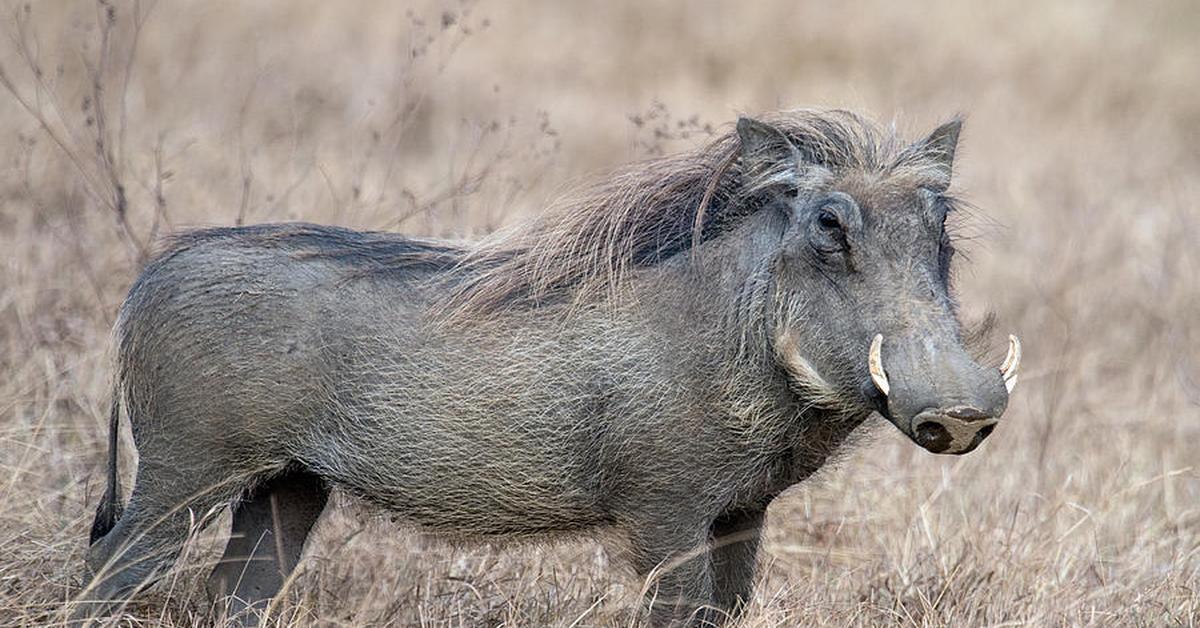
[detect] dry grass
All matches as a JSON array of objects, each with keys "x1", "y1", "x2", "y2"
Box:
[{"x1": 1, "y1": 0, "x2": 1198, "y2": 626}]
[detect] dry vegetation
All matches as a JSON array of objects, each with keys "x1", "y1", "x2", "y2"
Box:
[{"x1": 1, "y1": 0, "x2": 1198, "y2": 626}]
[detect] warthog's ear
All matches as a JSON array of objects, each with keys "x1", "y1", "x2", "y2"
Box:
[
  {"x1": 737, "y1": 117, "x2": 801, "y2": 197},
  {"x1": 916, "y1": 118, "x2": 963, "y2": 189}
]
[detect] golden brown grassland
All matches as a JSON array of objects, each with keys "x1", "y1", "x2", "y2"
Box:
[{"x1": 0, "y1": 0, "x2": 1197, "y2": 625}]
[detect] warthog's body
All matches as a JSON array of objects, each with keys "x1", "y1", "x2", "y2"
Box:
[
  {"x1": 114, "y1": 220, "x2": 832, "y2": 528},
  {"x1": 80, "y1": 110, "x2": 1016, "y2": 626}
]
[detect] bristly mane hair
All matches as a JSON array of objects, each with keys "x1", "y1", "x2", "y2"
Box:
[{"x1": 442, "y1": 109, "x2": 953, "y2": 316}]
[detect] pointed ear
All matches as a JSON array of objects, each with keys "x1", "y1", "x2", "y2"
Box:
[
  {"x1": 918, "y1": 119, "x2": 963, "y2": 186},
  {"x1": 737, "y1": 117, "x2": 800, "y2": 194}
]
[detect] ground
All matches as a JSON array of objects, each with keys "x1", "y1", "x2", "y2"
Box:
[{"x1": 0, "y1": 0, "x2": 1197, "y2": 626}]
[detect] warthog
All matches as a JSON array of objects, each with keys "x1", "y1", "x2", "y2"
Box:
[{"x1": 78, "y1": 109, "x2": 1020, "y2": 626}]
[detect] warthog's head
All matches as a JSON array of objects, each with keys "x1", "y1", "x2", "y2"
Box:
[{"x1": 738, "y1": 115, "x2": 1019, "y2": 455}]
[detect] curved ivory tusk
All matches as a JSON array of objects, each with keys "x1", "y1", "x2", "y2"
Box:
[
  {"x1": 868, "y1": 333, "x2": 889, "y2": 396},
  {"x1": 1001, "y1": 334, "x2": 1021, "y2": 393}
]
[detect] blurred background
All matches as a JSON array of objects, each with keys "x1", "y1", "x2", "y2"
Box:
[{"x1": 1, "y1": 0, "x2": 1197, "y2": 625}]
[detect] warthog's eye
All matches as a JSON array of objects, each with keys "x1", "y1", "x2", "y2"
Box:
[
  {"x1": 922, "y1": 188, "x2": 957, "y2": 282},
  {"x1": 808, "y1": 204, "x2": 849, "y2": 258},
  {"x1": 937, "y1": 213, "x2": 955, "y2": 281},
  {"x1": 817, "y1": 209, "x2": 841, "y2": 230},
  {"x1": 798, "y1": 192, "x2": 859, "y2": 266}
]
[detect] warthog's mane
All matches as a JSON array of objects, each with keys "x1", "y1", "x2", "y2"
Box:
[{"x1": 442, "y1": 109, "x2": 952, "y2": 316}]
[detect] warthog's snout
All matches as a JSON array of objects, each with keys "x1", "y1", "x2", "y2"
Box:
[
  {"x1": 910, "y1": 407, "x2": 998, "y2": 454},
  {"x1": 869, "y1": 334, "x2": 1020, "y2": 455}
]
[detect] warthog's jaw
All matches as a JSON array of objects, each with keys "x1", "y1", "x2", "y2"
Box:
[{"x1": 868, "y1": 333, "x2": 1021, "y2": 455}]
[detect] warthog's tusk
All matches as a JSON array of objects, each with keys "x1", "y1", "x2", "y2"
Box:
[
  {"x1": 868, "y1": 333, "x2": 889, "y2": 396},
  {"x1": 1000, "y1": 334, "x2": 1021, "y2": 393}
]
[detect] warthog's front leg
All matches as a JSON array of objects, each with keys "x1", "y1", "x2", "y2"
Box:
[
  {"x1": 709, "y1": 509, "x2": 765, "y2": 619},
  {"x1": 629, "y1": 521, "x2": 721, "y2": 627},
  {"x1": 208, "y1": 469, "x2": 329, "y2": 626}
]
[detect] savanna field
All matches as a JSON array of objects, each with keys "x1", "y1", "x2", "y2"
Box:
[{"x1": 1, "y1": 1, "x2": 1198, "y2": 626}]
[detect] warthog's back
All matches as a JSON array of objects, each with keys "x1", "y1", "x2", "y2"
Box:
[
  {"x1": 114, "y1": 224, "x2": 627, "y2": 534},
  {"x1": 115, "y1": 224, "x2": 450, "y2": 437}
]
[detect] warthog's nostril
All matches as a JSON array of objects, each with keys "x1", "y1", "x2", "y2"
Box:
[
  {"x1": 911, "y1": 412, "x2": 999, "y2": 455},
  {"x1": 914, "y1": 420, "x2": 952, "y2": 453}
]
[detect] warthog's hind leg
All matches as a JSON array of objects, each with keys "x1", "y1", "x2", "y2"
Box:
[
  {"x1": 75, "y1": 461, "x2": 238, "y2": 623},
  {"x1": 207, "y1": 468, "x2": 329, "y2": 625}
]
